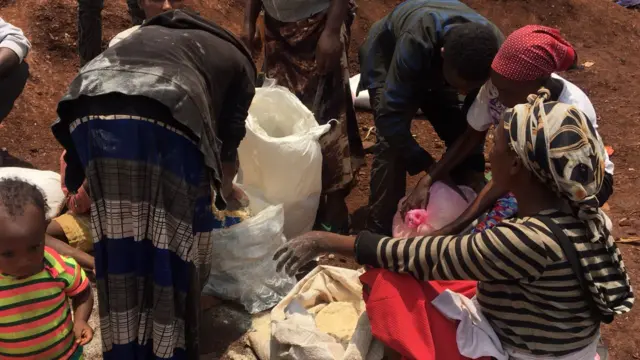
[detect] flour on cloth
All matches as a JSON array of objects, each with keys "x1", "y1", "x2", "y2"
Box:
[
  {"x1": 315, "y1": 302, "x2": 360, "y2": 344},
  {"x1": 249, "y1": 266, "x2": 384, "y2": 360}
]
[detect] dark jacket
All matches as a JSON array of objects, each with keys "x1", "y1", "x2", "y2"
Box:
[
  {"x1": 358, "y1": 0, "x2": 502, "y2": 174},
  {"x1": 53, "y1": 10, "x2": 256, "y2": 208}
]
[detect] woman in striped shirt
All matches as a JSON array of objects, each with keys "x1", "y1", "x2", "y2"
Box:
[{"x1": 274, "y1": 89, "x2": 634, "y2": 358}]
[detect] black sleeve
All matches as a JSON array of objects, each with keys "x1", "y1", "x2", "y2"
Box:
[
  {"x1": 373, "y1": 33, "x2": 434, "y2": 175},
  {"x1": 218, "y1": 59, "x2": 256, "y2": 163},
  {"x1": 51, "y1": 117, "x2": 85, "y2": 193},
  {"x1": 596, "y1": 172, "x2": 614, "y2": 205}
]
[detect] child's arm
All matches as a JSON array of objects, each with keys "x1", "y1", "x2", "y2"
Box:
[
  {"x1": 72, "y1": 287, "x2": 94, "y2": 345},
  {"x1": 45, "y1": 235, "x2": 95, "y2": 270}
]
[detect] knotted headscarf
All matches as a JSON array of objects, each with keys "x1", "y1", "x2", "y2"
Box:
[
  {"x1": 492, "y1": 25, "x2": 576, "y2": 81},
  {"x1": 503, "y1": 89, "x2": 634, "y2": 317}
]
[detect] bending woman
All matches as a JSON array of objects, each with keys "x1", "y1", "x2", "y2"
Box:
[
  {"x1": 53, "y1": 10, "x2": 254, "y2": 359},
  {"x1": 275, "y1": 89, "x2": 633, "y2": 358},
  {"x1": 404, "y1": 26, "x2": 614, "y2": 233}
]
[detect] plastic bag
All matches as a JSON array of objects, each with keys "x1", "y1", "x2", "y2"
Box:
[
  {"x1": 237, "y1": 85, "x2": 330, "y2": 238},
  {"x1": 392, "y1": 181, "x2": 477, "y2": 237},
  {"x1": 203, "y1": 186, "x2": 296, "y2": 314}
]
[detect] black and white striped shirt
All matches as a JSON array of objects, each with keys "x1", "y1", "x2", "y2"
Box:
[{"x1": 355, "y1": 210, "x2": 629, "y2": 356}]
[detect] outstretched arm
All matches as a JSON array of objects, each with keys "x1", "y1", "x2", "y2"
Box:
[
  {"x1": 276, "y1": 221, "x2": 552, "y2": 282},
  {"x1": 434, "y1": 179, "x2": 507, "y2": 235}
]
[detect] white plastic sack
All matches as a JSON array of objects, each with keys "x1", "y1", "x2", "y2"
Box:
[
  {"x1": 0, "y1": 167, "x2": 65, "y2": 220},
  {"x1": 203, "y1": 186, "x2": 296, "y2": 314},
  {"x1": 237, "y1": 85, "x2": 330, "y2": 239}
]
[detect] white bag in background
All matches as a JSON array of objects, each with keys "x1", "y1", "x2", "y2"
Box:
[
  {"x1": 237, "y1": 85, "x2": 330, "y2": 239},
  {"x1": 0, "y1": 167, "x2": 65, "y2": 220},
  {"x1": 349, "y1": 74, "x2": 423, "y2": 115},
  {"x1": 203, "y1": 186, "x2": 296, "y2": 314}
]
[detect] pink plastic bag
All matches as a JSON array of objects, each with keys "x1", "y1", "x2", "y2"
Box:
[{"x1": 392, "y1": 181, "x2": 477, "y2": 238}]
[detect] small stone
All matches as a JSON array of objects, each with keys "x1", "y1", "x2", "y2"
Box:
[
  {"x1": 619, "y1": 218, "x2": 631, "y2": 227},
  {"x1": 327, "y1": 254, "x2": 336, "y2": 260}
]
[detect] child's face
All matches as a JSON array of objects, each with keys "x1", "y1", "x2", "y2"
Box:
[{"x1": 0, "y1": 204, "x2": 46, "y2": 278}]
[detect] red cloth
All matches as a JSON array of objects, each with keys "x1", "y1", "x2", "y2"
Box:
[
  {"x1": 360, "y1": 269, "x2": 491, "y2": 360},
  {"x1": 491, "y1": 25, "x2": 576, "y2": 81}
]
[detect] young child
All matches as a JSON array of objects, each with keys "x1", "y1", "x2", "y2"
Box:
[
  {"x1": 0, "y1": 178, "x2": 93, "y2": 359},
  {"x1": 46, "y1": 150, "x2": 95, "y2": 271}
]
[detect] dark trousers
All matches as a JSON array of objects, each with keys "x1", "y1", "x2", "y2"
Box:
[
  {"x1": 0, "y1": 61, "x2": 29, "y2": 123},
  {"x1": 365, "y1": 87, "x2": 485, "y2": 235},
  {"x1": 78, "y1": 0, "x2": 145, "y2": 65}
]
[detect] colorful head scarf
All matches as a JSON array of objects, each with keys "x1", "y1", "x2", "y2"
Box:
[
  {"x1": 492, "y1": 25, "x2": 576, "y2": 81},
  {"x1": 503, "y1": 89, "x2": 634, "y2": 317}
]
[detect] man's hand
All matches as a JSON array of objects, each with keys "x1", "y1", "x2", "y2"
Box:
[
  {"x1": 316, "y1": 29, "x2": 342, "y2": 75},
  {"x1": 73, "y1": 320, "x2": 94, "y2": 345},
  {"x1": 401, "y1": 174, "x2": 432, "y2": 217}
]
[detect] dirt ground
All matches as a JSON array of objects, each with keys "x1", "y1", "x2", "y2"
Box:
[{"x1": 1, "y1": 0, "x2": 640, "y2": 358}]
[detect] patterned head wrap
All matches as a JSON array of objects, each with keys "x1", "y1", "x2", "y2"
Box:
[
  {"x1": 492, "y1": 25, "x2": 576, "y2": 81},
  {"x1": 503, "y1": 89, "x2": 634, "y2": 317}
]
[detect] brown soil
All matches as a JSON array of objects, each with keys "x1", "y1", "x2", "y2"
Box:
[{"x1": 1, "y1": 0, "x2": 640, "y2": 358}]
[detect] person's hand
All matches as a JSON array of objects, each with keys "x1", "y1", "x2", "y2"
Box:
[
  {"x1": 316, "y1": 29, "x2": 342, "y2": 75},
  {"x1": 274, "y1": 232, "x2": 325, "y2": 276},
  {"x1": 224, "y1": 185, "x2": 249, "y2": 211},
  {"x1": 73, "y1": 320, "x2": 93, "y2": 346},
  {"x1": 401, "y1": 175, "x2": 433, "y2": 217}
]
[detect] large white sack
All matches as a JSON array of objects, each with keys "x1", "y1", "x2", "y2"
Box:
[
  {"x1": 0, "y1": 167, "x2": 64, "y2": 220},
  {"x1": 237, "y1": 86, "x2": 330, "y2": 239},
  {"x1": 203, "y1": 185, "x2": 296, "y2": 314}
]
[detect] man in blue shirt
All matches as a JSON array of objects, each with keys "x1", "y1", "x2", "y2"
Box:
[{"x1": 359, "y1": 0, "x2": 503, "y2": 234}]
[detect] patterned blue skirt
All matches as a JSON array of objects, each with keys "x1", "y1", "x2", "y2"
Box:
[{"x1": 70, "y1": 114, "x2": 220, "y2": 359}]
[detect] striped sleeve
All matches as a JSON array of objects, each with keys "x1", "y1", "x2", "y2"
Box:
[
  {"x1": 355, "y1": 220, "x2": 561, "y2": 281},
  {"x1": 45, "y1": 248, "x2": 89, "y2": 297}
]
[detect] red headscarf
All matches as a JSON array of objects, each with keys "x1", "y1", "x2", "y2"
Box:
[{"x1": 491, "y1": 25, "x2": 577, "y2": 81}]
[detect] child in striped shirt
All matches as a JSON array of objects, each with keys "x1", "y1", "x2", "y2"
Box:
[{"x1": 0, "y1": 178, "x2": 93, "y2": 359}]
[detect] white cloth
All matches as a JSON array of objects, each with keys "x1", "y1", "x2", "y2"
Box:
[
  {"x1": 262, "y1": 0, "x2": 332, "y2": 22},
  {"x1": 0, "y1": 17, "x2": 30, "y2": 62},
  {"x1": 248, "y1": 265, "x2": 385, "y2": 360},
  {"x1": 0, "y1": 167, "x2": 64, "y2": 220},
  {"x1": 433, "y1": 289, "x2": 600, "y2": 360},
  {"x1": 432, "y1": 290, "x2": 508, "y2": 360},
  {"x1": 108, "y1": 25, "x2": 141, "y2": 48},
  {"x1": 466, "y1": 74, "x2": 614, "y2": 174}
]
